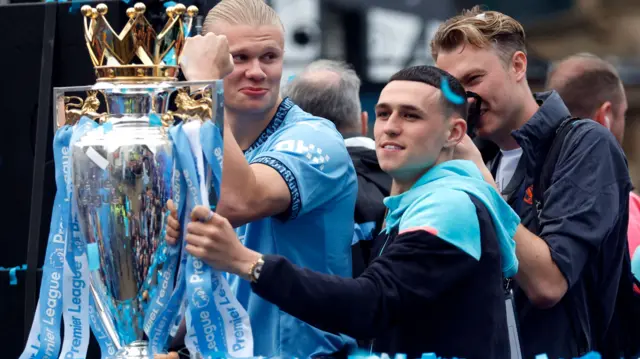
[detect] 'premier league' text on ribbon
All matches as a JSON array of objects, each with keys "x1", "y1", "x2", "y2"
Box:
[
  {"x1": 189, "y1": 257, "x2": 220, "y2": 351},
  {"x1": 64, "y1": 258, "x2": 86, "y2": 358},
  {"x1": 217, "y1": 284, "x2": 247, "y2": 352}
]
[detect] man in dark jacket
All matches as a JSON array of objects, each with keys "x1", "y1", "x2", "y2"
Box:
[
  {"x1": 163, "y1": 65, "x2": 520, "y2": 359},
  {"x1": 283, "y1": 60, "x2": 391, "y2": 277},
  {"x1": 546, "y1": 53, "x2": 640, "y2": 356},
  {"x1": 433, "y1": 7, "x2": 632, "y2": 358}
]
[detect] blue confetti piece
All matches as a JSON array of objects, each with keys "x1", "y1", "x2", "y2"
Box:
[
  {"x1": 577, "y1": 352, "x2": 602, "y2": 359},
  {"x1": 1, "y1": 264, "x2": 27, "y2": 286},
  {"x1": 421, "y1": 354, "x2": 437, "y2": 359},
  {"x1": 9, "y1": 268, "x2": 18, "y2": 285},
  {"x1": 440, "y1": 75, "x2": 465, "y2": 105},
  {"x1": 102, "y1": 121, "x2": 113, "y2": 133},
  {"x1": 162, "y1": 47, "x2": 178, "y2": 66},
  {"x1": 87, "y1": 243, "x2": 100, "y2": 271},
  {"x1": 149, "y1": 113, "x2": 163, "y2": 127},
  {"x1": 535, "y1": 355, "x2": 549, "y2": 359},
  {"x1": 288, "y1": 75, "x2": 296, "y2": 83},
  {"x1": 164, "y1": 1, "x2": 177, "y2": 8}
]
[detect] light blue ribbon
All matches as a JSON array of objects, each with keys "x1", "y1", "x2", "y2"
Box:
[
  {"x1": 89, "y1": 294, "x2": 118, "y2": 358},
  {"x1": 57, "y1": 117, "x2": 98, "y2": 359},
  {"x1": 200, "y1": 121, "x2": 223, "y2": 209},
  {"x1": 35, "y1": 124, "x2": 75, "y2": 359},
  {"x1": 18, "y1": 123, "x2": 75, "y2": 359},
  {"x1": 170, "y1": 122, "x2": 227, "y2": 357},
  {"x1": 146, "y1": 152, "x2": 189, "y2": 356}
]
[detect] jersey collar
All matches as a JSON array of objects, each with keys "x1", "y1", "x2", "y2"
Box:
[{"x1": 244, "y1": 97, "x2": 295, "y2": 154}]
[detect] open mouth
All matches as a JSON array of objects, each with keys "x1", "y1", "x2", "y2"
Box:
[{"x1": 380, "y1": 142, "x2": 405, "y2": 151}]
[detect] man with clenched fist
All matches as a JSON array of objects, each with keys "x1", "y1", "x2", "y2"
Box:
[{"x1": 160, "y1": 0, "x2": 358, "y2": 358}]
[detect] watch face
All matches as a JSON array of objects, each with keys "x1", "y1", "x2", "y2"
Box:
[{"x1": 254, "y1": 260, "x2": 263, "y2": 279}]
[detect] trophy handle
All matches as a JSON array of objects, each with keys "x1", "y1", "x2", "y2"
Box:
[
  {"x1": 166, "y1": 87, "x2": 213, "y2": 123},
  {"x1": 63, "y1": 90, "x2": 107, "y2": 126}
]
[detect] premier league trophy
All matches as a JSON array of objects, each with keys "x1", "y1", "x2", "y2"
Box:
[
  {"x1": 19, "y1": 2, "x2": 228, "y2": 358},
  {"x1": 20, "y1": 2, "x2": 253, "y2": 358},
  {"x1": 69, "y1": 3, "x2": 223, "y2": 358}
]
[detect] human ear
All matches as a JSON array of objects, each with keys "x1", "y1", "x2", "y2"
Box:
[
  {"x1": 445, "y1": 117, "x2": 467, "y2": 148},
  {"x1": 511, "y1": 51, "x2": 528, "y2": 82}
]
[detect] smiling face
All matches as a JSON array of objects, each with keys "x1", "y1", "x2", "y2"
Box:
[
  {"x1": 210, "y1": 23, "x2": 285, "y2": 116},
  {"x1": 436, "y1": 44, "x2": 525, "y2": 142},
  {"x1": 374, "y1": 80, "x2": 466, "y2": 184}
]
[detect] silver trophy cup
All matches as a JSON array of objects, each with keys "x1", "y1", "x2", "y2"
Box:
[
  {"x1": 50, "y1": 2, "x2": 224, "y2": 357},
  {"x1": 55, "y1": 80, "x2": 223, "y2": 358}
]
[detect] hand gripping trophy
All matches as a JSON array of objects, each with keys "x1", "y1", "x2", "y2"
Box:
[{"x1": 19, "y1": 3, "x2": 252, "y2": 359}]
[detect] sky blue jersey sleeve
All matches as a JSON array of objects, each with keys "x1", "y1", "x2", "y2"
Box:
[
  {"x1": 399, "y1": 189, "x2": 482, "y2": 261},
  {"x1": 251, "y1": 119, "x2": 357, "y2": 220}
]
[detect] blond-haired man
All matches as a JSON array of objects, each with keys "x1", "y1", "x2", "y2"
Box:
[
  {"x1": 165, "y1": 0, "x2": 358, "y2": 357},
  {"x1": 434, "y1": 7, "x2": 633, "y2": 358}
]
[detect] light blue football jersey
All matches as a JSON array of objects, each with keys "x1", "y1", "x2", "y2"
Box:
[{"x1": 231, "y1": 98, "x2": 358, "y2": 358}]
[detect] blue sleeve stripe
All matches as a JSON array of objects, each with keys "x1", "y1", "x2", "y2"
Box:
[{"x1": 251, "y1": 155, "x2": 302, "y2": 220}]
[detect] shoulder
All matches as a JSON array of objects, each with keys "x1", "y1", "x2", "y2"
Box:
[
  {"x1": 268, "y1": 108, "x2": 350, "y2": 158},
  {"x1": 400, "y1": 189, "x2": 481, "y2": 260},
  {"x1": 401, "y1": 189, "x2": 477, "y2": 227},
  {"x1": 564, "y1": 119, "x2": 621, "y2": 154},
  {"x1": 281, "y1": 105, "x2": 344, "y2": 139},
  {"x1": 558, "y1": 119, "x2": 628, "y2": 183}
]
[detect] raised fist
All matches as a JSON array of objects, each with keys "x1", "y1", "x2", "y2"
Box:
[{"x1": 179, "y1": 32, "x2": 234, "y2": 81}]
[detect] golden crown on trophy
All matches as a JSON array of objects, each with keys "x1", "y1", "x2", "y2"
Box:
[{"x1": 81, "y1": 2, "x2": 198, "y2": 82}]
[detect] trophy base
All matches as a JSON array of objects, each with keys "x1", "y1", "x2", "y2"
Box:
[{"x1": 111, "y1": 341, "x2": 149, "y2": 359}]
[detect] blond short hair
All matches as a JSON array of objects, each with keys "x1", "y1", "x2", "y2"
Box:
[
  {"x1": 431, "y1": 6, "x2": 526, "y2": 64},
  {"x1": 203, "y1": 0, "x2": 284, "y2": 33}
]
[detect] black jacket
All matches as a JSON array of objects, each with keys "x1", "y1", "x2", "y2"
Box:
[
  {"x1": 489, "y1": 91, "x2": 632, "y2": 358},
  {"x1": 347, "y1": 144, "x2": 391, "y2": 277}
]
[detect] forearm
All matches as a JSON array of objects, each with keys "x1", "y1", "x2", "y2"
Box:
[
  {"x1": 470, "y1": 158, "x2": 568, "y2": 307},
  {"x1": 513, "y1": 225, "x2": 568, "y2": 308},
  {"x1": 251, "y1": 255, "x2": 387, "y2": 339}
]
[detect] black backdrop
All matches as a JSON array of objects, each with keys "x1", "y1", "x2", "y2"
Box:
[{"x1": 0, "y1": 2, "x2": 125, "y2": 357}]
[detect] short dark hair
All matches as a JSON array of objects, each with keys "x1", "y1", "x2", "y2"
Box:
[
  {"x1": 552, "y1": 69, "x2": 624, "y2": 119},
  {"x1": 389, "y1": 65, "x2": 468, "y2": 121}
]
